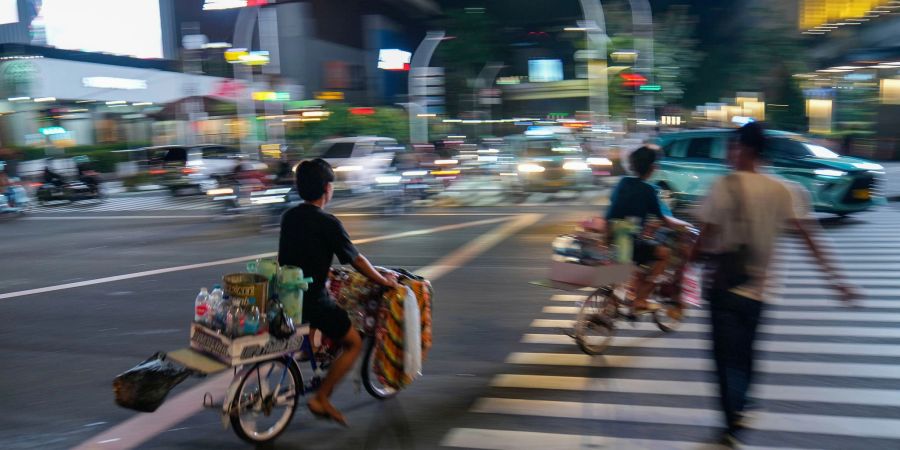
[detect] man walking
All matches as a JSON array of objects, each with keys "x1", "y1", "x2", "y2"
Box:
[{"x1": 691, "y1": 122, "x2": 858, "y2": 445}]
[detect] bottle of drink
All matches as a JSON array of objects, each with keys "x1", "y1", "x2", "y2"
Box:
[
  {"x1": 194, "y1": 287, "x2": 209, "y2": 324},
  {"x1": 244, "y1": 297, "x2": 261, "y2": 335},
  {"x1": 235, "y1": 306, "x2": 247, "y2": 337},
  {"x1": 226, "y1": 304, "x2": 239, "y2": 338},
  {"x1": 208, "y1": 285, "x2": 224, "y2": 329}
]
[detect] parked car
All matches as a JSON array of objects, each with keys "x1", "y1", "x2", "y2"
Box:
[
  {"x1": 653, "y1": 129, "x2": 885, "y2": 216},
  {"x1": 507, "y1": 128, "x2": 592, "y2": 192},
  {"x1": 314, "y1": 137, "x2": 404, "y2": 194}
]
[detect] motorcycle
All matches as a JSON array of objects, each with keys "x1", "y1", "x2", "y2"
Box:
[
  {"x1": 36, "y1": 179, "x2": 101, "y2": 204},
  {"x1": 207, "y1": 179, "x2": 293, "y2": 229},
  {"x1": 0, "y1": 179, "x2": 31, "y2": 218}
]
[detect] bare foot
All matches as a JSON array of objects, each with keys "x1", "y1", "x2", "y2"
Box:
[{"x1": 308, "y1": 397, "x2": 348, "y2": 427}]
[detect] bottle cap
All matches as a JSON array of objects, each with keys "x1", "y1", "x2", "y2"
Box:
[
  {"x1": 248, "y1": 297, "x2": 256, "y2": 305},
  {"x1": 213, "y1": 284, "x2": 221, "y2": 289}
]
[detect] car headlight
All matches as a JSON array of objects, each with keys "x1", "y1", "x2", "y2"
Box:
[
  {"x1": 586, "y1": 157, "x2": 613, "y2": 166},
  {"x1": 563, "y1": 161, "x2": 590, "y2": 171},
  {"x1": 206, "y1": 188, "x2": 234, "y2": 196},
  {"x1": 434, "y1": 159, "x2": 459, "y2": 166},
  {"x1": 334, "y1": 165, "x2": 362, "y2": 172},
  {"x1": 402, "y1": 170, "x2": 428, "y2": 177},
  {"x1": 853, "y1": 162, "x2": 883, "y2": 171},
  {"x1": 375, "y1": 175, "x2": 402, "y2": 184},
  {"x1": 814, "y1": 169, "x2": 847, "y2": 178},
  {"x1": 518, "y1": 163, "x2": 545, "y2": 173}
]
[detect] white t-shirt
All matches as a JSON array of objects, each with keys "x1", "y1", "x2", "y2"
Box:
[{"x1": 696, "y1": 171, "x2": 804, "y2": 301}]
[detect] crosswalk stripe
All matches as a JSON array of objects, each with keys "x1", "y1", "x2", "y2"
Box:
[
  {"x1": 539, "y1": 306, "x2": 900, "y2": 322},
  {"x1": 507, "y1": 352, "x2": 900, "y2": 379},
  {"x1": 470, "y1": 398, "x2": 900, "y2": 440},
  {"x1": 520, "y1": 334, "x2": 900, "y2": 357},
  {"x1": 490, "y1": 374, "x2": 900, "y2": 407},
  {"x1": 441, "y1": 428, "x2": 782, "y2": 450},
  {"x1": 772, "y1": 286, "x2": 900, "y2": 297},
  {"x1": 531, "y1": 319, "x2": 900, "y2": 338}
]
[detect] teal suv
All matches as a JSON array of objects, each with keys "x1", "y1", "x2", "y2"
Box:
[{"x1": 653, "y1": 129, "x2": 885, "y2": 216}]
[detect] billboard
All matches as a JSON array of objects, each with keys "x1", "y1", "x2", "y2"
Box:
[
  {"x1": 37, "y1": 0, "x2": 163, "y2": 59},
  {"x1": 528, "y1": 59, "x2": 563, "y2": 83},
  {"x1": 0, "y1": 0, "x2": 17, "y2": 25}
]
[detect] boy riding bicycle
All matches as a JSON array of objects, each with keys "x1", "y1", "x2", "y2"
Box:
[
  {"x1": 278, "y1": 159, "x2": 398, "y2": 426},
  {"x1": 605, "y1": 145, "x2": 691, "y2": 314}
]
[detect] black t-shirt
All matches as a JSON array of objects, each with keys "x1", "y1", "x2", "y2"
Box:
[
  {"x1": 278, "y1": 203, "x2": 359, "y2": 300},
  {"x1": 605, "y1": 176, "x2": 665, "y2": 225}
]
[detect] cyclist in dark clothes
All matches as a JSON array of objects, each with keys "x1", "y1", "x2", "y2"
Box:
[
  {"x1": 606, "y1": 145, "x2": 690, "y2": 313},
  {"x1": 278, "y1": 158, "x2": 397, "y2": 426}
]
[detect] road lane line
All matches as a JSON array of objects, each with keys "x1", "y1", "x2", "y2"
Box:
[
  {"x1": 470, "y1": 398, "x2": 900, "y2": 440},
  {"x1": 72, "y1": 213, "x2": 542, "y2": 450},
  {"x1": 507, "y1": 352, "x2": 900, "y2": 379},
  {"x1": 442, "y1": 428, "x2": 787, "y2": 450},
  {"x1": 490, "y1": 374, "x2": 900, "y2": 407},
  {"x1": 530, "y1": 319, "x2": 900, "y2": 338},
  {"x1": 0, "y1": 216, "x2": 511, "y2": 301},
  {"x1": 521, "y1": 334, "x2": 900, "y2": 357}
]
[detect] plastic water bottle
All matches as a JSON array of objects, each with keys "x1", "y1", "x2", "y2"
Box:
[
  {"x1": 226, "y1": 305, "x2": 240, "y2": 337},
  {"x1": 208, "y1": 285, "x2": 225, "y2": 329},
  {"x1": 236, "y1": 307, "x2": 247, "y2": 337},
  {"x1": 194, "y1": 288, "x2": 209, "y2": 324},
  {"x1": 244, "y1": 297, "x2": 261, "y2": 335}
]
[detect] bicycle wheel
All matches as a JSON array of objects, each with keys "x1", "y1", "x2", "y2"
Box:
[
  {"x1": 574, "y1": 287, "x2": 616, "y2": 355},
  {"x1": 361, "y1": 335, "x2": 399, "y2": 400},
  {"x1": 653, "y1": 298, "x2": 684, "y2": 332},
  {"x1": 230, "y1": 357, "x2": 302, "y2": 444}
]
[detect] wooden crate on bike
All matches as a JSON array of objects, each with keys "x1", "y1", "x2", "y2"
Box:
[{"x1": 189, "y1": 323, "x2": 305, "y2": 367}]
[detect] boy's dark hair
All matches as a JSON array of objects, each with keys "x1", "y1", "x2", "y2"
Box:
[
  {"x1": 629, "y1": 146, "x2": 658, "y2": 178},
  {"x1": 295, "y1": 158, "x2": 335, "y2": 201},
  {"x1": 734, "y1": 121, "x2": 766, "y2": 158}
]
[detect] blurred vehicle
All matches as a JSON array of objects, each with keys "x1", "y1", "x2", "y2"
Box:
[
  {"x1": 144, "y1": 145, "x2": 253, "y2": 196},
  {"x1": 314, "y1": 137, "x2": 404, "y2": 194},
  {"x1": 507, "y1": 128, "x2": 592, "y2": 192},
  {"x1": 36, "y1": 165, "x2": 101, "y2": 204},
  {"x1": 653, "y1": 129, "x2": 885, "y2": 215},
  {"x1": 0, "y1": 161, "x2": 30, "y2": 217}
]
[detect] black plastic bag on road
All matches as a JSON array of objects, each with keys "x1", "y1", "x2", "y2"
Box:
[{"x1": 113, "y1": 352, "x2": 191, "y2": 413}]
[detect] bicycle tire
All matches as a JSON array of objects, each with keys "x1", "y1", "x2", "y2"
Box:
[
  {"x1": 574, "y1": 287, "x2": 616, "y2": 355},
  {"x1": 653, "y1": 299, "x2": 684, "y2": 332},
  {"x1": 361, "y1": 335, "x2": 399, "y2": 400},
  {"x1": 230, "y1": 357, "x2": 302, "y2": 444}
]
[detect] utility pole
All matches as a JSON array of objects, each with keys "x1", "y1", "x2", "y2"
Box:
[
  {"x1": 629, "y1": 0, "x2": 655, "y2": 122},
  {"x1": 578, "y1": 0, "x2": 610, "y2": 124},
  {"x1": 408, "y1": 31, "x2": 445, "y2": 144}
]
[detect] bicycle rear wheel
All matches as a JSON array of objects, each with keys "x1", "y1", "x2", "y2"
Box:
[
  {"x1": 230, "y1": 357, "x2": 302, "y2": 444},
  {"x1": 574, "y1": 287, "x2": 616, "y2": 355},
  {"x1": 361, "y1": 335, "x2": 399, "y2": 400}
]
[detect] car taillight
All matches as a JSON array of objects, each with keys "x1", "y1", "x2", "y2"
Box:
[
  {"x1": 148, "y1": 169, "x2": 166, "y2": 175},
  {"x1": 182, "y1": 168, "x2": 196, "y2": 174}
]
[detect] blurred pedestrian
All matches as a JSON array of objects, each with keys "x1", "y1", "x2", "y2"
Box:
[{"x1": 690, "y1": 122, "x2": 859, "y2": 446}]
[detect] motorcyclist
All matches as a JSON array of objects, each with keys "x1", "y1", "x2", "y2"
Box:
[
  {"x1": 75, "y1": 157, "x2": 101, "y2": 195},
  {"x1": 43, "y1": 166, "x2": 64, "y2": 188}
]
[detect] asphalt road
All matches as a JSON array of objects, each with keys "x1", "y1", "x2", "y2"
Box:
[{"x1": 2, "y1": 200, "x2": 900, "y2": 450}]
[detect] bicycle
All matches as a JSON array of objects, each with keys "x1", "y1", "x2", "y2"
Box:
[
  {"x1": 573, "y1": 226, "x2": 698, "y2": 355},
  {"x1": 214, "y1": 327, "x2": 396, "y2": 444}
]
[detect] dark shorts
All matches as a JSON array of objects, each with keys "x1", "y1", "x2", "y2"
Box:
[
  {"x1": 632, "y1": 239, "x2": 660, "y2": 266},
  {"x1": 303, "y1": 293, "x2": 352, "y2": 340}
]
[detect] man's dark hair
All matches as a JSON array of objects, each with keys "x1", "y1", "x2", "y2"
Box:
[
  {"x1": 628, "y1": 146, "x2": 658, "y2": 178},
  {"x1": 734, "y1": 121, "x2": 766, "y2": 158},
  {"x1": 295, "y1": 158, "x2": 335, "y2": 201}
]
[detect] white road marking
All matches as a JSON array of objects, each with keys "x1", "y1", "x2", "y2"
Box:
[
  {"x1": 506, "y1": 352, "x2": 900, "y2": 379},
  {"x1": 530, "y1": 319, "x2": 900, "y2": 338},
  {"x1": 470, "y1": 398, "x2": 900, "y2": 440},
  {"x1": 520, "y1": 333, "x2": 900, "y2": 357},
  {"x1": 0, "y1": 216, "x2": 512, "y2": 301},
  {"x1": 72, "y1": 213, "x2": 542, "y2": 450},
  {"x1": 490, "y1": 374, "x2": 900, "y2": 407},
  {"x1": 442, "y1": 428, "x2": 759, "y2": 450},
  {"x1": 539, "y1": 305, "x2": 900, "y2": 322}
]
